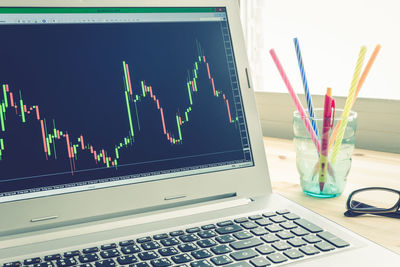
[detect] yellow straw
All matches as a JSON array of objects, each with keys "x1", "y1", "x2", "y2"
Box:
[
  {"x1": 330, "y1": 46, "x2": 366, "y2": 164},
  {"x1": 328, "y1": 44, "x2": 381, "y2": 150}
]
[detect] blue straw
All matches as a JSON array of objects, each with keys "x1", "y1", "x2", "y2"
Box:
[{"x1": 293, "y1": 37, "x2": 320, "y2": 140}]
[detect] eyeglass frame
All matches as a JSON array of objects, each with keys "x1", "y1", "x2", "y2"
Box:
[{"x1": 345, "y1": 187, "x2": 400, "y2": 218}]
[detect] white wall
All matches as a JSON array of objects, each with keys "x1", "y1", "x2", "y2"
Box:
[{"x1": 242, "y1": 0, "x2": 400, "y2": 100}]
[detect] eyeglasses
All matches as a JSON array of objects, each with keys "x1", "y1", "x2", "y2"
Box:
[{"x1": 345, "y1": 187, "x2": 400, "y2": 219}]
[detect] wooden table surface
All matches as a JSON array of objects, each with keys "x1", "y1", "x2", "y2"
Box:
[{"x1": 263, "y1": 136, "x2": 400, "y2": 255}]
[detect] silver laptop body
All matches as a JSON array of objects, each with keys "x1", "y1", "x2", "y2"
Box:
[{"x1": 0, "y1": 1, "x2": 398, "y2": 266}]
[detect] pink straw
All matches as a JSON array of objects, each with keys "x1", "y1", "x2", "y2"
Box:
[{"x1": 269, "y1": 49, "x2": 321, "y2": 153}]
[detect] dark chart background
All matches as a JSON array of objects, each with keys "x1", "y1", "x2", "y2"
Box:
[{"x1": 0, "y1": 21, "x2": 252, "y2": 195}]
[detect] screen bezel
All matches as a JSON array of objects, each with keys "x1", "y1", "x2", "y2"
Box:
[{"x1": 0, "y1": 0, "x2": 271, "y2": 236}]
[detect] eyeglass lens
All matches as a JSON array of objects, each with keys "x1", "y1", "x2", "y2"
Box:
[{"x1": 350, "y1": 189, "x2": 400, "y2": 211}]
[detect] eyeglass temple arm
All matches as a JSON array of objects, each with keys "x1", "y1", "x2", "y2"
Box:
[{"x1": 345, "y1": 201, "x2": 400, "y2": 219}]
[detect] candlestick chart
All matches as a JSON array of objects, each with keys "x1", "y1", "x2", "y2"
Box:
[
  {"x1": 0, "y1": 22, "x2": 252, "y2": 195},
  {"x1": 0, "y1": 43, "x2": 237, "y2": 172}
]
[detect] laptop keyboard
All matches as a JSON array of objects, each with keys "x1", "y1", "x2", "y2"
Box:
[{"x1": 3, "y1": 210, "x2": 350, "y2": 267}]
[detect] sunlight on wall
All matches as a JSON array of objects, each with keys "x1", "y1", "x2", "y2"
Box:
[{"x1": 241, "y1": 0, "x2": 400, "y2": 100}]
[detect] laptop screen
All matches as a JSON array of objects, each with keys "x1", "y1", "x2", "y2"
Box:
[{"x1": 0, "y1": 7, "x2": 253, "y2": 203}]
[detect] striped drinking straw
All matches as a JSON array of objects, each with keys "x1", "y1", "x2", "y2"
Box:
[
  {"x1": 270, "y1": 49, "x2": 321, "y2": 154},
  {"x1": 330, "y1": 46, "x2": 366, "y2": 164},
  {"x1": 294, "y1": 37, "x2": 320, "y2": 140},
  {"x1": 328, "y1": 44, "x2": 381, "y2": 150}
]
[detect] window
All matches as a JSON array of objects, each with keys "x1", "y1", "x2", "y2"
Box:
[
  {"x1": 240, "y1": 0, "x2": 400, "y2": 153},
  {"x1": 241, "y1": 0, "x2": 400, "y2": 100}
]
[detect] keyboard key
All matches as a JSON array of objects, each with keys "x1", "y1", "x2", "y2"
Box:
[
  {"x1": 260, "y1": 234, "x2": 279, "y2": 243},
  {"x1": 178, "y1": 243, "x2": 198, "y2": 252},
  {"x1": 217, "y1": 221, "x2": 234, "y2": 227},
  {"x1": 117, "y1": 255, "x2": 138, "y2": 265},
  {"x1": 287, "y1": 238, "x2": 307, "y2": 247},
  {"x1": 187, "y1": 227, "x2": 201, "y2": 233},
  {"x1": 262, "y1": 212, "x2": 276, "y2": 218},
  {"x1": 94, "y1": 259, "x2": 116, "y2": 267},
  {"x1": 266, "y1": 253, "x2": 288, "y2": 264},
  {"x1": 294, "y1": 219, "x2": 323, "y2": 233},
  {"x1": 197, "y1": 239, "x2": 217, "y2": 248},
  {"x1": 290, "y1": 227, "x2": 309, "y2": 236},
  {"x1": 255, "y1": 219, "x2": 272, "y2": 227},
  {"x1": 241, "y1": 222, "x2": 258, "y2": 229},
  {"x1": 230, "y1": 238, "x2": 263, "y2": 250},
  {"x1": 280, "y1": 221, "x2": 297, "y2": 230},
  {"x1": 79, "y1": 254, "x2": 99, "y2": 263},
  {"x1": 180, "y1": 234, "x2": 199, "y2": 242},
  {"x1": 101, "y1": 243, "x2": 117, "y2": 250},
  {"x1": 276, "y1": 231, "x2": 295, "y2": 240},
  {"x1": 172, "y1": 254, "x2": 193, "y2": 264},
  {"x1": 265, "y1": 224, "x2": 283, "y2": 233},
  {"x1": 44, "y1": 254, "x2": 61, "y2": 261},
  {"x1": 33, "y1": 263, "x2": 53, "y2": 267},
  {"x1": 211, "y1": 245, "x2": 232, "y2": 255},
  {"x1": 100, "y1": 249, "x2": 120, "y2": 259},
  {"x1": 250, "y1": 257, "x2": 271, "y2": 267},
  {"x1": 137, "y1": 236, "x2": 152, "y2": 243},
  {"x1": 299, "y1": 245, "x2": 320, "y2": 255},
  {"x1": 255, "y1": 245, "x2": 275, "y2": 255},
  {"x1": 276, "y1": 209, "x2": 290, "y2": 215},
  {"x1": 225, "y1": 263, "x2": 252, "y2": 267},
  {"x1": 251, "y1": 228, "x2": 268, "y2": 236},
  {"x1": 138, "y1": 251, "x2": 159, "y2": 260},
  {"x1": 210, "y1": 255, "x2": 232, "y2": 266},
  {"x1": 4, "y1": 262, "x2": 23, "y2": 267},
  {"x1": 302, "y1": 235, "x2": 322, "y2": 244},
  {"x1": 121, "y1": 245, "x2": 141, "y2": 254},
  {"x1": 159, "y1": 247, "x2": 180, "y2": 257},
  {"x1": 283, "y1": 249, "x2": 304, "y2": 259},
  {"x1": 248, "y1": 215, "x2": 263, "y2": 220},
  {"x1": 141, "y1": 241, "x2": 161, "y2": 250},
  {"x1": 230, "y1": 248, "x2": 258, "y2": 261},
  {"x1": 64, "y1": 250, "x2": 80, "y2": 258},
  {"x1": 191, "y1": 249, "x2": 212, "y2": 259},
  {"x1": 153, "y1": 234, "x2": 169, "y2": 240},
  {"x1": 24, "y1": 258, "x2": 41, "y2": 265},
  {"x1": 150, "y1": 258, "x2": 172, "y2": 267},
  {"x1": 190, "y1": 260, "x2": 212, "y2": 267},
  {"x1": 55, "y1": 258, "x2": 77, "y2": 267},
  {"x1": 79, "y1": 264, "x2": 92, "y2": 267},
  {"x1": 216, "y1": 235, "x2": 236, "y2": 244},
  {"x1": 215, "y1": 225, "x2": 242, "y2": 235},
  {"x1": 270, "y1": 216, "x2": 286, "y2": 224},
  {"x1": 161, "y1": 237, "x2": 180, "y2": 246},
  {"x1": 201, "y1": 224, "x2": 216, "y2": 230},
  {"x1": 283, "y1": 213, "x2": 300, "y2": 220},
  {"x1": 198, "y1": 230, "x2": 216, "y2": 239},
  {"x1": 233, "y1": 231, "x2": 252, "y2": 240},
  {"x1": 119, "y1": 240, "x2": 135, "y2": 246},
  {"x1": 3, "y1": 262, "x2": 21, "y2": 267},
  {"x1": 83, "y1": 247, "x2": 99, "y2": 254},
  {"x1": 271, "y1": 241, "x2": 291, "y2": 251},
  {"x1": 130, "y1": 263, "x2": 150, "y2": 267},
  {"x1": 317, "y1": 231, "x2": 350, "y2": 248},
  {"x1": 234, "y1": 217, "x2": 249, "y2": 223},
  {"x1": 170, "y1": 230, "x2": 185, "y2": 236},
  {"x1": 315, "y1": 241, "x2": 336, "y2": 252}
]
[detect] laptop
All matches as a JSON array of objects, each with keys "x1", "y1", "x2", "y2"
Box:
[{"x1": 0, "y1": 0, "x2": 398, "y2": 266}]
